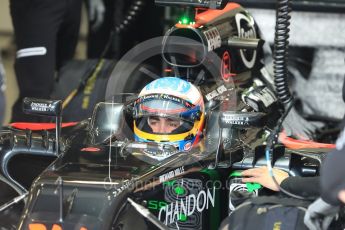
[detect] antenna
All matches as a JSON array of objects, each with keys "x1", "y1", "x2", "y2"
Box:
[
  {"x1": 54, "y1": 177, "x2": 64, "y2": 223},
  {"x1": 107, "y1": 97, "x2": 116, "y2": 184}
]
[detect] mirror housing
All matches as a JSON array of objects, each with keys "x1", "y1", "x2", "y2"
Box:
[
  {"x1": 23, "y1": 98, "x2": 62, "y2": 117},
  {"x1": 89, "y1": 102, "x2": 126, "y2": 144},
  {"x1": 22, "y1": 97, "x2": 62, "y2": 155}
]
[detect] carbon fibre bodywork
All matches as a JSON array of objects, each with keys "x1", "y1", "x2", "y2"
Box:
[{"x1": 0, "y1": 98, "x2": 326, "y2": 229}]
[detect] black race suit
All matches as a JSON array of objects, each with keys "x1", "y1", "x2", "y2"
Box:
[{"x1": 10, "y1": 0, "x2": 82, "y2": 122}]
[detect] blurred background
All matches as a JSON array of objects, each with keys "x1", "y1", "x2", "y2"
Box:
[
  {"x1": 0, "y1": 0, "x2": 344, "y2": 125},
  {"x1": 0, "y1": 0, "x2": 166, "y2": 124},
  {"x1": 0, "y1": 2, "x2": 91, "y2": 124}
]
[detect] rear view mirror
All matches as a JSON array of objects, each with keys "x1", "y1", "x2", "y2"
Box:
[
  {"x1": 23, "y1": 98, "x2": 62, "y2": 117},
  {"x1": 89, "y1": 102, "x2": 126, "y2": 143},
  {"x1": 22, "y1": 97, "x2": 63, "y2": 155}
]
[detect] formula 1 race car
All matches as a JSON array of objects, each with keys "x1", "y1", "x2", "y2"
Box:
[
  {"x1": 0, "y1": 1, "x2": 339, "y2": 230},
  {"x1": 0, "y1": 93, "x2": 328, "y2": 230}
]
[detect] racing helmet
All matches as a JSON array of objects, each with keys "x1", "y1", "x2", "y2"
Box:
[{"x1": 133, "y1": 77, "x2": 205, "y2": 151}]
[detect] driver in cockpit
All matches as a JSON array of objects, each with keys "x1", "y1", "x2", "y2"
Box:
[{"x1": 132, "y1": 77, "x2": 205, "y2": 152}]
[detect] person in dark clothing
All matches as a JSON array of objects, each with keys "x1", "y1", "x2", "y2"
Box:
[
  {"x1": 241, "y1": 129, "x2": 345, "y2": 230},
  {"x1": 85, "y1": 0, "x2": 112, "y2": 59},
  {"x1": 85, "y1": 0, "x2": 164, "y2": 59},
  {"x1": 322, "y1": 133, "x2": 345, "y2": 205},
  {"x1": 303, "y1": 133, "x2": 345, "y2": 230},
  {"x1": 10, "y1": 0, "x2": 83, "y2": 122}
]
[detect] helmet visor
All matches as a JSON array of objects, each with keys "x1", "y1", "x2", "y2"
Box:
[
  {"x1": 136, "y1": 116, "x2": 193, "y2": 134},
  {"x1": 133, "y1": 94, "x2": 201, "y2": 122},
  {"x1": 133, "y1": 94, "x2": 201, "y2": 134}
]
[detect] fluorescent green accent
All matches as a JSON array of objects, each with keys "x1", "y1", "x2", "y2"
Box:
[
  {"x1": 147, "y1": 200, "x2": 167, "y2": 210},
  {"x1": 174, "y1": 186, "x2": 186, "y2": 195},
  {"x1": 228, "y1": 171, "x2": 261, "y2": 193},
  {"x1": 178, "y1": 213, "x2": 187, "y2": 222},
  {"x1": 230, "y1": 171, "x2": 242, "y2": 177},
  {"x1": 246, "y1": 182, "x2": 262, "y2": 193},
  {"x1": 159, "y1": 201, "x2": 167, "y2": 209},
  {"x1": 181, "y1": 17, "x2": 189, "y2": 24},
  {"x1": 163, "y1": 180, "x2": 176, "y2": 186},
  {"x1": 148, "y1": 200, "x2": 158, "y2": 210}
]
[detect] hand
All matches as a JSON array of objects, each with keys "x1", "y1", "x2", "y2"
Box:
[
  {"x1": 304, "y1": 198, "x2": 339, "y2": 230},
  {"x1": 338, "y1": 190, "x2": 345, "y2": 204},
  {"x1": 88, "y1": 0, "x2": 105, "y2": 31},
  {"x1": 241, "y1": 167, "x2": 289, "y2": 191}
]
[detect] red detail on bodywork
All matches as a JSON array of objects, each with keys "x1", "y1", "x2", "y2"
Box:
[
  {"x1": 195, "y1": 3, "x2": 240, "y2": 25},
  {"x1": 10, "y1": 122, "x2": 78, "y2": 130},
  {"x1": 175, "y1": 3, "x2": 241, "y2": 28},
  {"x1": 175, "y1": 23, "x2": 199, "y2": 29},
  {"x1": 81, "y1": 147, "x2": 101, "y2": 152},
  {"x1": 279, "y1": 132, "x2": 336, "y2": 149},
  {"x1": 193, "y1": 120, "x2": 205, "y2": 147},
  {"x1": 221, "y1": 51, "x2": 236, "y2": 81}
]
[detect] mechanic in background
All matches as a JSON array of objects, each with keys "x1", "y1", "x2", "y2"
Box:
[
  {"x1": 85, "y1": 0, "x2": 164, "y2": 59},
  {"x1": 241, "y1": 127, "x2": 345, "y2": 230},
  {"x1": 303, "y1": 131, "x2": 345, "y2": 230},
  {"x1": 133, "y1": 77, "x2": 205, "y2": 154},
  {"x1": 241, "y1": 78, "x2": 345, "y2": 229},
  {"x1": 9, "y1": 0, "x2": 104, "y2": 122}
]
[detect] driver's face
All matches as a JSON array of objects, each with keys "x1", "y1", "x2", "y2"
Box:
[{"x1": 147, "y1": 116, "x2": 181, "y2": 134}]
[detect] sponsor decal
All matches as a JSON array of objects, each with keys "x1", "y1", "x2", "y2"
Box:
[
  {"x1": 158, "y1": 188, "x2": 216, "y2": 225},
  {"x1": 103, "y1": 177, "x2": 135, "y2": 194},
  {"x1": 235, "y1": 13, "x2": 257, "y2": 69},
  {"x1": 205, "y1": 85, "x2": 227, "y2": 101},
  {"x1": 203, "y1": 27, "x2": 221, "y2": 51},
  {"x1": 159, "y1": 167, "x2": 185, "y2": 183},
  {"x1": 147, "y1": 200, "x2": 188, "y2": 222},
  {"x1": 136, "y1": 94, "x2": 192, "y2": 108},
  {"x1": 147, "y1": 200, "x2": 168, "y2": 210},
  {"x1": 184, "y1": 142, "x2": 192, "y2": 151},
  {"x1": 223, "y1": 115, "x2": 250, "y2": 126},
  {"x1": 30, "y1": 102, "x2": 54, "y2": 112}
]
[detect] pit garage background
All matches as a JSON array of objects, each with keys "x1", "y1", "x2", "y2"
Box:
[{"x1": 0, "y1": 0, "x2": 344, "y2": 124}]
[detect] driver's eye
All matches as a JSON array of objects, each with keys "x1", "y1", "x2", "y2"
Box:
[
  {"x1": 148, "y1": 117, "x2": 159, "y2": 126},
  {"x1": 168, "y1": 122, "x2": 179, "y2": 128},
  {"x1": 149, "y1": 121, "x2": 158, "y2": 125}
]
